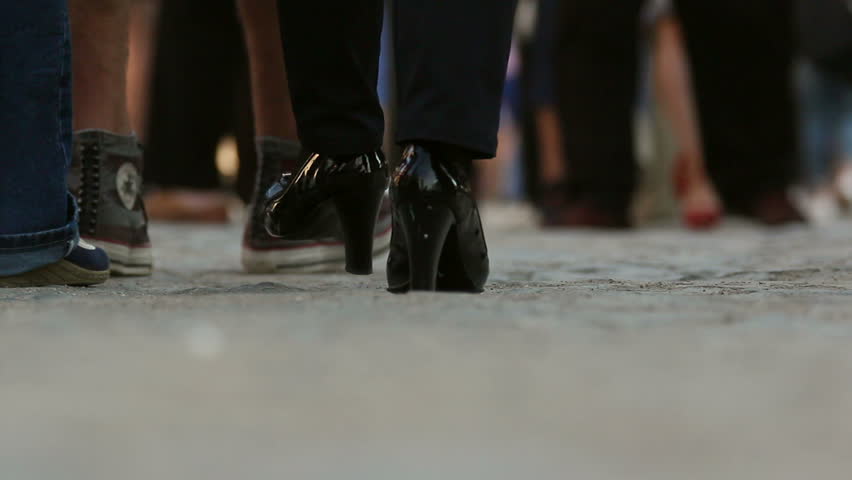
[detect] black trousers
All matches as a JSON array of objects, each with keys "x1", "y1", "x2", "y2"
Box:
[
  {"x1": 144, "y1": 0, "x2": 257, "y2": 202},
  {"x1": 277, "y1": 0, "x2": 518, "y2": 159},
  {"x1": 556, "y1": 0, "x2": 799, "y2": 210}
]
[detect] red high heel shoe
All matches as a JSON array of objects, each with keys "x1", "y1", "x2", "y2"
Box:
[{"x1": 673, "y1": 153, "x2": 723, "y2": 230}]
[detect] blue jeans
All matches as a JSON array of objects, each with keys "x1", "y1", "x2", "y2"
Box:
[
  {"x1": 0, "y1": 1, "x2": 78, "y2": 276},
  {"x1": 799, "y1": 62, "x2": 852, "y2": 186}
]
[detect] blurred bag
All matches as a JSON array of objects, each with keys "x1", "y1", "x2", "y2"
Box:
[{"x1": 797, "y1": 0, "x2": 852, "y2": 82}]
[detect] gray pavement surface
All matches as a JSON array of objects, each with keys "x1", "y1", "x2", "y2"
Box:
[{"x1": 2, "y1": 210, "x2": 852, "y2": 479}]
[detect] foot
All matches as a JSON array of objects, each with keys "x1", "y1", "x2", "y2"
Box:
[
  {"x1": 0, "y1": 240, "x2": 109, "y2": 287},
  {"x1": 835, "y1": 163, "x2": 852, "y2": 206},
  {"x1": 242, "y1": 140, "x2": 390, "y2": 273},
  {"x1": 69, "y1": 130, "x2": 153, "y2": 276},
  {"x1": 244, "y1": 193, "x2": 392, "y2": 273},
  {"x1": 538, "y1": 181, "x2": 568, "y2": 228},
  {"x1": 673, "y1": 152, "x2": 723, "y2": 230},
  {"x1": 793, "y1": 185, "x2": 840, "y2": 226},
  {"x1": 560, "y1": 201, "x2": 631, "y2": 229},
  {"x1": 680, "y1": 183, "x2": 723, "y2": 229},
  {"x1": 742, "y1": 190, "x2": 806, "y2": 226}
]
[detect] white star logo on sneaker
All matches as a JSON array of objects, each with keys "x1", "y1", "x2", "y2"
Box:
[{"x1": 116, "y1": 162, "x2": 140, "y2": 210}]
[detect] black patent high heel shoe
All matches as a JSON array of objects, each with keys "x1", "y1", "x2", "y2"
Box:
[
  {"x1": 264, "y1": 151, "x2": 388, "y2": 275},
  {"x1": 387, "y1": 145, "x2": 489, "y2": 293}
]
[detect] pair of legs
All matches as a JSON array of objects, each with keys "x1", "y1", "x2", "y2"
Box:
[
  {"x1": 277, "y1": 0, "x2": 517, "y2": 159},
  {"x1": 268, "y1": 0, "x2": 517, "y2": 291},
  {"x1": 555, "y1": 0, "x2": 800, "y2": 224},
  {"x1": 118, "y1": 0, "x2": 389, "y2": 272},
  {"x1": 143, "y1": 0, "x2": 287, "y2": 201},
  {"x1": 78, "y1": 0, "x2": 382, "y2": 273},
  {"x1": 141, "y1": 0, "x2": 292, "y2": 225},
  {"x1": 530, "y1": 0, "x2": 720, "y2": 229},
  {"x1": 69, "y1": 0, "x2": 301, "y2": 273},
  {"x1": 0, "y1": 1, "x2": 110, "y2": 286}
]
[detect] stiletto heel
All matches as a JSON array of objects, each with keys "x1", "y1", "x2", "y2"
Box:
[
  {"x1": 264, "y1": 151, "x2": 388, "y2": 274},
  {"x1": 387, "y1": 144, "x2": 490, "y2": 293},
  {"x1": 332, "y1": 178, "x2": 386, "y2": 275},
  {"x1": 396, "y1": 196, "x2": 455, "y2": 290}
]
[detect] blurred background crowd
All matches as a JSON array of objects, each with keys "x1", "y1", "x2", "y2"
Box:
[{"x1": 128, "y1": 0, "x2": 852, "y2": 231}]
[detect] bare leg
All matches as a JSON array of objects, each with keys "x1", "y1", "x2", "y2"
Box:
[
  {"x1": 70, "y1": 0, "x2": 133, "y2": 134},
  {"x1": 127, "y1": 0, "x2": 160, "y2": 139},
  {"x1": 537, "y1": 107, "x2": 566, "y2": 185},
  {"x1": 654, "y1": 17, "x2": 701, "y2": 166},
  {"x1": 69, "y1": 0, "x2": 153, "y2": 275},
  {"x1": 236, "y1": 0, "x2": 297, "y2": 139},
  {"x1": 653, "y1": 15, "x2": 722, "y2": 227},
  {"x1": 534, "y1": 105, "x2": 571, "y2": 226},
  {"x1": 477, "y1": 110, "x2": 518, "y2": 200}
]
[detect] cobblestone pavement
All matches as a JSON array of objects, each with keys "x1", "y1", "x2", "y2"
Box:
[{"x1": 2, "y1": 210, "x2": 852, "y2": 479}]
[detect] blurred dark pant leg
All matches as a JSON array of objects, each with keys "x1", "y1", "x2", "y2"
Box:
[
  {"x1": 555, "y1": 0, "x2": 644, "y2": 211},
  {"x1": 522, "y1": 0, "x2": 560, "y2": 200},
  {"x1": 233, "y1": 64, "x2": 258, "y2": 203},
  {"x1": 145, "y1": 0, "x2": 256, "y2": 200},
  {"x1": 277, "y1": 0, "x2": 385, "y2": 156},
  {"x1": 520, "y1": 40, "x2": 543, "y2": 201},
  {"x1": 675, "y1": 0, "x2": 799, "y2": 204},
  {"x1": 0, "y1": 1, "x2": 78, "y2": 275},
  {"x1": 394, "y1": 0, "x2": 518, "y2": 159}
]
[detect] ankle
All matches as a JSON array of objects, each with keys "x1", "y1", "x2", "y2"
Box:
[
  {"x1": 408, "y1": 142, "x2": 475, "y2": 175},
  {"x1": 73, "y1": 112, "x2": 132, "y2": 136},
  {"x1": 255, "y1": 137, "x2": 301, "y2": 174},
  {"x1": 75, "y1": 129, "x2": 138, "y2": 141},
  {"x1": 255, "y1": 137, "x2": 299, "y2": 155}
]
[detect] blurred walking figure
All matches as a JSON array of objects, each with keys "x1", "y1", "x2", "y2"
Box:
[
  {"x1": 796, "y1": 63, "x2": 852, "y2": 224},
  {"x1": 128, "y1": 0, "x2": 240, "y2": 224},
  {"x1": 533, "y1": 0, "x2": 721, "y2": 229},
  {"x1": 529, "y1": 0, "x2": 569, "y2": 226},
  {"x1": 142, "y1": 0, "x2": 251, "y2": 223},
  {"x1": 0, "y1": 1, "x2": 110, "y2": 287},
  {"x1": 69, "y1": 0, "x2": 153, "y2": 275},
  {"x1": 546, "y1": 0, "x2": 802, "y2": 227},
  {"x1": 794, "y1": 0, "x2": 852, "y2": 224}
]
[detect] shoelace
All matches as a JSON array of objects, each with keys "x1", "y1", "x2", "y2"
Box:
[{"x1": 77, "y1": 142, "x2": 101, "y2": 235}]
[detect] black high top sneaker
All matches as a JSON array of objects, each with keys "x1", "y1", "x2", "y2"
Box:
[
  {"x1": 242, "y1": 138, "x2": 392, "y2": 273},
  {"x1": 69, "y1": 130, "x2": 153, "y2": 276}
]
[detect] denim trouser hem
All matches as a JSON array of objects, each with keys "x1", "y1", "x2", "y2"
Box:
[{"x1": 0, "y1": 193, "x2": 79, "y2": 276}]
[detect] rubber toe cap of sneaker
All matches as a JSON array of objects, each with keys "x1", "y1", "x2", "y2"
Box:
[{"x1": 65, "y1": 242, "x2": 110, "y2": 272}]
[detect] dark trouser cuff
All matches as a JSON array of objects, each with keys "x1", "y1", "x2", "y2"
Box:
[{"x1": 396, "y1": 127, "x2": 499, "y2": 161}]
